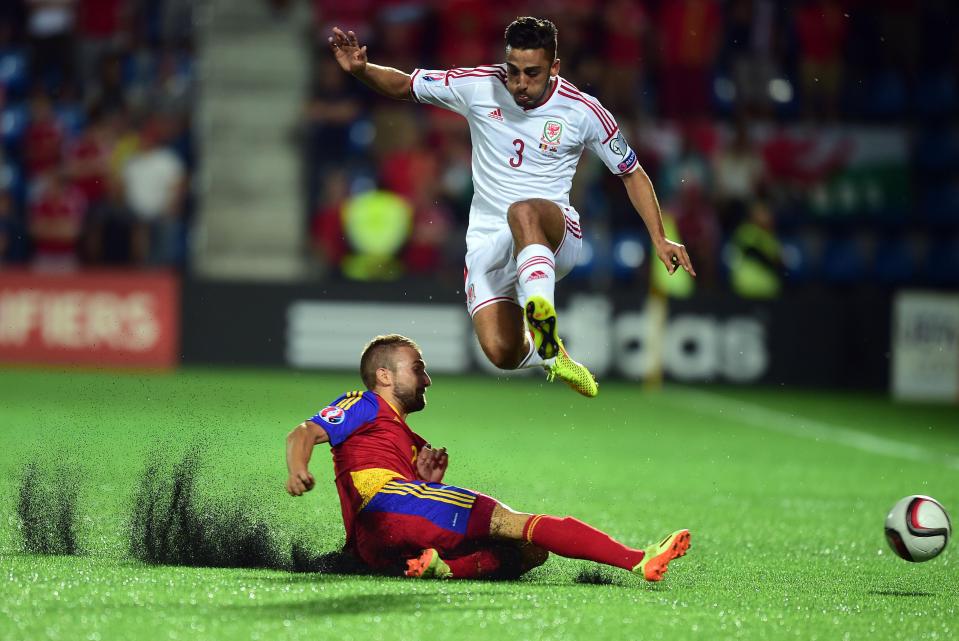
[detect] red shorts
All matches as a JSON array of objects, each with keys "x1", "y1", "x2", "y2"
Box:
[{"x1": 351, "y1": 479, "x2": 497, "y2": 571}]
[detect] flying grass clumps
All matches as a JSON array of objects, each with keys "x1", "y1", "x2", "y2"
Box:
[
  {"x1": 128, "y1": 450, "x2": 287, "y2": 569},
  {"x1": 16, "y1": 460, "x2": 83, "y2": 556}
]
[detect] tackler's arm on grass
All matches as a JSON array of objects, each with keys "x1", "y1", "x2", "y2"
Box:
[
  {"x1": 620, "y1": 168, "x2": 696, "y2": 277},
  {"x1": 285, "y1": 420, "x2": 330, "y2": 496},
  {"x1": 328, "y1": 26, "x2": 412, "y2": 101}
]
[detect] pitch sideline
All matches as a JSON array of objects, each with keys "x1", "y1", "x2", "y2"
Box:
[{"x1": 666, "y1": 389, "x2": 959, "y2": 471}]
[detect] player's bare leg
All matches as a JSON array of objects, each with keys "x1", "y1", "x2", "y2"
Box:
[
  {"x1": 488, "y1": 504, "x2": 690, "y2": 582},
  {"x1": 472, "y1": 301, "x2": 531, "y2": 370},
  {"x1": 471, "y1": 298, "x2": 596, "y2": 397}
]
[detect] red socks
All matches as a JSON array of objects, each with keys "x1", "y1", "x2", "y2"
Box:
[{"x1": 522, "y1": 515, "x2": 645, "y2": 570}]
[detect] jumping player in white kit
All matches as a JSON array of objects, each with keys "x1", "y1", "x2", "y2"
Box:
[{"x1": 328, "y1": 17, "x2": 695, "y2": 398}]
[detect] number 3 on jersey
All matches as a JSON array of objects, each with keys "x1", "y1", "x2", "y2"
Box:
[{"x1": 509, "y1": 138, "x2": 524, "y2": 167}]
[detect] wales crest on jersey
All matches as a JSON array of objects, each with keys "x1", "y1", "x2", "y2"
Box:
[{"x1": 540, "y1": 120, "x2": 563, "y2": 152}]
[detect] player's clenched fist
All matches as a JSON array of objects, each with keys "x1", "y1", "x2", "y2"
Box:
[
  {"x1": 416, "y1": 446, "x2": 448, "y2": 483},
  {"x1": 287, "y1": 469, "x2": 316, "y2": 496}
]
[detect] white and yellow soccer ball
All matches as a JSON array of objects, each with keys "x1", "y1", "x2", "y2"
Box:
[{"x1": 884, "y1": 495, "x2": 952, "y2": 562}]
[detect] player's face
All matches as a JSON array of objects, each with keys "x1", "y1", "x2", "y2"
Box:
[
  {"x1": 505, "y1": 47, "x2": 559, "y2": 108},
  {"x1": 391, "y1": 347, "x2": 431, "y2": 414}
]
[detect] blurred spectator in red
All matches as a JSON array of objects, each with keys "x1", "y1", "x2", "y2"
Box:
[
  {"x1": 404, "y1": 192, "x2": 455, "y2": 277},
  {"x1": 313, "y1": 0, "x2": 377, "y2": 39},
  {"x1": 64, "y1": 107, "x2": 112, "y2": 206},
  {"x1": 795, "y1": 0, "x2": 847, "y2": 120},
  {"x1": 28, "y1": 169, "x2": 87, "y2": 270},
  {"x1": 26, "y1": 0, "x2": 78, "y2": 92},
  {"x1": 713, "y1": 119, "x2": 763, "y2": 233},
  {"x1": 24, "y1": 90, "x2": 64, "y2": 179},
  {"x1": 376, "y1": 3, "x2": 429, "y2": 73},
  {"x1": 122, "y1": 116, "x2": 186, "y2": 266},
  {"x1": 549, "y1": 1, "x2": 598, "y2": 80},
  {"x1": 435, "y1": 0, "x2": 495, "y2": 67},
  {"x1": 658, "y1": 0, "x2": 722, "y2": 119},
  {"x1": 599, "y1": 0, "x2": 650, "y2": 114},
  {"x1": 379, "y1": 141, "x2": 438, "y2": 205},
  {"x1": 76, "y1": 0, "x2": 128, "y2": 87},
  {"x1": 309, "y1": 169, "x2": 350, "y2": 273}
]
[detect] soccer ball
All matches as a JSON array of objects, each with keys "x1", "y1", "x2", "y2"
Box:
[{"x1": 884, "y1": 495, "x2": 952, "y2": 562}]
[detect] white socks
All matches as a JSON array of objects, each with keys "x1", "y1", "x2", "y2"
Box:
[
  {"x1": 517, "y1": 333, "x2": 545, "y2": 369},
  {"x1": 516, "y1": 244, "x2": 556, "y2": 309},
  {"x1": 515, "y1": 243, "x2": 556, "y2": 370}
]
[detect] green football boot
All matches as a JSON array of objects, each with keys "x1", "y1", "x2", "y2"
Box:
[{"x1": 525, "y1": 295, "x2": 598, "y2": 398}]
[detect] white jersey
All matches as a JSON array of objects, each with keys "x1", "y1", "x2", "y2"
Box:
[{"x1": 410, "y1": 64, "x2": 639, "y2": 249}]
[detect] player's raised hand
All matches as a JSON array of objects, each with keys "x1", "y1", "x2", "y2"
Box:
[
  {"x1": 286, "y1": 469, "x2": 316, "y2": 496},
  {"x1": 328, "y1": 27, "x2": 367, "y2": 75},
  {"x1": 655, "y1": 238, "x2": 696, "y2": 277}
]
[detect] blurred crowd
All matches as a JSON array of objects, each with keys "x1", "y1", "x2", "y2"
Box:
[
  {"x1": 2, "y1": 0, "x2": 956, "y2": 297},
  {"x1": 0, "y1": 0, "x2": 195, "y2": 271},
  {"x1": 306, "y1": 0, "x2": 959, "y2": 296}
]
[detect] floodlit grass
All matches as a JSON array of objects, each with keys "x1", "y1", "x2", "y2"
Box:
[{"x1": 1, "y1": 367, "x2": 957, "y2": 641}]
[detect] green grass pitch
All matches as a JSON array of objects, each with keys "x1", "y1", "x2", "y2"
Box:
[{"x1": 1, "y1": 366, "x2": 957, "y2": 641}]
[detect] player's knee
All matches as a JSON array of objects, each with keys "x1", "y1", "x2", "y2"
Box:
[
  {"x1": 506, "y1": 200, "x2": 538, "y2": 229},
  {"x1": 520, "y1": 543, "x2": 549, "y2": 571},
  {"x1": 480, "y1": 337, "x2": 523, "y2": 370}
]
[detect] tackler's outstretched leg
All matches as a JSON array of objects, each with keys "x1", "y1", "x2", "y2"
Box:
[{"x1": 489, "y1": 504, "x2": 691, "y2": 583}]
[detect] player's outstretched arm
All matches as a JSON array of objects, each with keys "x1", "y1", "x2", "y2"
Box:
[
  {"x1": 285, "y1": 420, "x2": 330, "y2": 496},
  {"x1": 328, "y1": 26, "x2": 413, "y2": 101},
  {"x1": 620, "y1": 168, "x2": 697, "y2": 277}
]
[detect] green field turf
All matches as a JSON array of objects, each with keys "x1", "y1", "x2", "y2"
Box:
[{"x1": 1, "y1": 366, "x2": 957, "y2": 641}]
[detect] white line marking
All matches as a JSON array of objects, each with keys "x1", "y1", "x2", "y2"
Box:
[{"x1": 667, "y1": 389, "x2": 959, "y2": 471}]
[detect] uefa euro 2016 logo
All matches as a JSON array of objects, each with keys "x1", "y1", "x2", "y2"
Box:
[{"x1": 319, "y1": 406, "x2": 345, "y2": 424}]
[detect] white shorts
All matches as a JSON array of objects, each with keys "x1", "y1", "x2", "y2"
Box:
[{"x1": 464, "y1": 206, "x2": 583, "y2": 317}]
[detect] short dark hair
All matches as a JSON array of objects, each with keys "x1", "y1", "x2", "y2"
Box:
[
  {"x1": 504, "y1": 17, "x2": 558, "y2": 62},
  {"x1": 359, "y1": 334, "x2": 422, "y2": 389}
]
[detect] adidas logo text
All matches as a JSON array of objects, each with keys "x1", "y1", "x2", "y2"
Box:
[{"x1": 526, "y1": 270, "x2": 548, "y2": 282}]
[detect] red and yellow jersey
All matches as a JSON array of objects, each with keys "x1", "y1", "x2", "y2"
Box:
[{"x1": 308, "y1": 390, "x2": 428, "y2": 547}]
